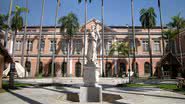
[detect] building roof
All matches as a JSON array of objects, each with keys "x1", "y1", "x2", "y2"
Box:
[{"x1": 157, "y1": 52, "x2": 181, "y2": 68}]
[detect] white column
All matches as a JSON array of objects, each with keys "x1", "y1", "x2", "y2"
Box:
[
  {"x1": 100, "y1": 47, "x2": 102, "y2": 75},
  {"x1": 69, "y1": 40, "x2": 73, "y2": 75},
  {"x1": 114, "y1": 59, "x2": 117, "y2": 75}
]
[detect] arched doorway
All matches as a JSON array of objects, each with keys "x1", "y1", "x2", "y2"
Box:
[
  {"x1": 48, "y1": 62, "x2": 56, "y2": 77},
  {"x1": 61, "y1": 62, "x2": 67, "y2": 77},
  {"x1": 119, "y1": 63, "x2": 126, "y2": 77},
  {"x1": 106, "y1": 62, "x2": 112, "y2": 77},
  {"x1": 144, "y1": 62, "x2": 150, "y2": 76},
  {"x1": 75, "y1": 62, "x2": 81, "y2": 77}
]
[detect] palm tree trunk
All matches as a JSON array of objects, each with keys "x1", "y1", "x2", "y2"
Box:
[
  {"x1": 178, "y1": 30, "x2": 183, "y2": 67},
  {"x1": 158, "y1": 0, "x2": 165, "y2": 55},
  {"x1": 21, "y1": 0, "x2": 28, "y2": 76},
  {"x1": 51, "y1": 1, "x2": 59, "y2": 77},
  {"x1": 36, "y1": 0, "x2": 45, "y2": 77},
  {"x1": 4, "y1": 0, "x2": 13, "y2": 49},
  {"x1": 67, "y1": 39, "x2": 70, "y2": 76},
  {"x1": 131, "y1": 0, "x2": 137, "y2": 77},
  {"x1": 82, "y1": 0, "x2": 87, "y2": 76},
  {"x1": 148, "y1": 28, "x2": 153, "y2": 77},
  {"x1": 9, "y1": 29, "x2": 16, "y2": 88},
  {"x1": 101, "y1": 0, "x2": 105, "y2": 77}
]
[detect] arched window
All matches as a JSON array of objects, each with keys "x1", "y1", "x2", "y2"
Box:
[
  {"x1": 75, "y1": 62, "x2": 81, "y2": 77},
  {"x1": 144, "y1": 62, "x2": 150, "y2": 74},
  {"x1": 61, "y1": 62, "x2": 67, "y2": 77},
  {"x1": 106, "y1": 62, "x2": 112, "y2": 77},
  {"x1": 25, "y1": 61, "x2": 31, "y2": 72}
]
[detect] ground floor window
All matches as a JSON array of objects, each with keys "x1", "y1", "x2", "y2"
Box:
[
  {"x1": 144, "y1": 62, "x2": 150, "y2": 74},
  {"x1": 25, "y1": 61, "x2": 31, "y2": 72},
  {"x1": 39, "y1": 62, "x2": 43, "y2": 74},
  {"x1": 48, "y1": 62, "x2": 56, "y2": 77},
  {"x1": 62, "y1": 62, "x2": 67, "y2": 77},
  {"x1": 119, "y1": 63, "x2": 126, "y2": 77},
  {"x1": 106, "y1": 62, "x2": 112, "y2": 77},
  {"x1": 75, "y1": 62, "x2": 81, "y2": 77}
]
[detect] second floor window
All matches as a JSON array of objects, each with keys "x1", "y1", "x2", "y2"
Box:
[
  {"x1": 50, "y1": 40, "x2": 56, "y2": 52},
  {"x1": 153, "y1": 40, "x2": 161, "y2": 52},
  {"x1": 142, "y1": 40, "x2": 149, "y2": 52},
  {"x1": 61, "y1": 39, "x2": 68, "y2": 54},
  {"x1": 105, "y1": 41, "x2": 112, "y2": 55},
  {"x1": 15, "y1": 40, "x2": 22, "y2": 51},
  {"x1": 27, "y1": 40, "x2": 33, "y2": 51},
  {"x1": 41, "y1": 40, "x2": 45, "y2": 51},
  {"x1": 73, "y1": 39, "x2": 82, "y2": 54}
]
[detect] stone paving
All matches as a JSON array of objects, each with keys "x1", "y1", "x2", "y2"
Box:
[{"x1": 0, "y1": 85, "x2": 185, "y2": 104}]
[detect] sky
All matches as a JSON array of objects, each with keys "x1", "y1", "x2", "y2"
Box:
[{"x1": 0, "y1": 0, "x2": 185, "y2": 27}]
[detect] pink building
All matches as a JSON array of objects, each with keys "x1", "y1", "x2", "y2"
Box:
[{"x1": 6, "y1": 19, "x2": 169, "y2": 78}]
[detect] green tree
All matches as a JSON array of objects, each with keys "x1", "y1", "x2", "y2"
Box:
[
  {"x1": 58, "y1": 13, "x2": 80, "y2": 76},
  {"x1": 167, "y1": 13, "x2": 185, "y2": 66},
  {"x1": 109, "y1": 42, "x2": 129, "y2": 56},
  {"x1": 9, "y1": 5, "x2": 28, "y2": 88},
  {"x1": 140, "y1": 7, "x2": 157, "y2": 77},
  {"x1": 0, "y1": 14, "x2": 8, "y2": 30}
]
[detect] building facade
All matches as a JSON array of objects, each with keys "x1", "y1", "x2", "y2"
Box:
[{"x1": 6, "y1": 19, "x2": 167, "y2": 78}]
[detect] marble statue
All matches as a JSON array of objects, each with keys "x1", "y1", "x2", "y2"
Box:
[{"x1": 86, "y1": 25, "x2": 101, "y2": 65}]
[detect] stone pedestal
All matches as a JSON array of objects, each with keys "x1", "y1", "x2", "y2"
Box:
[{"x1": 80, "y1": 63, "x2": 102, "y2": 102}]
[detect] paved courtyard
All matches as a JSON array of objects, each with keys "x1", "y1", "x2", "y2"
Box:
[{"x1": 0, "y1": 85, "x2": 185, "y2": 104}]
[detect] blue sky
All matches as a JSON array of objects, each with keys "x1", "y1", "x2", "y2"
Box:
[{"x1": 0, "y1": 0, "x2": 185, "y2": 26}]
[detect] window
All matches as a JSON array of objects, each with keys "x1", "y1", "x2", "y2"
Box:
[
  {"x1": 41, "y1": 40, "x2": 45, "y2": 51},
  {"x1": 153, "y1": 40, "x2": 161, "y2": 52},
  {"x1": 105, "y1": 40, "x2": 112, "y2": 55},
  {"x1": 61, "y1": 39, "x2": 68, "y2": 54},
  {"x1": 15, "y1": 40, "x2": 22, "y2": 51},
  {"x1": 73, "y1": 39, "x2": 82, "y2": 54},
  {"x1": 50, "y1": 40, "x2": 56, "y2": 52},
  {"x1": 27, "y1": 40, "x2": 33, "y2": 51},
  {"x1": 144, "y1": 62, "x2": 150, "y2": 74},
  {"x1": 25, "y1": 61, "x2": 31, "y2": 72},
  {"x1": 142, "y1": 40, "x2": 149, "y2": 52}
]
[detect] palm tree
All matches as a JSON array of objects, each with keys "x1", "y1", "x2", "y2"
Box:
[
  {"x1": 10, "y1": 5, "x2": 28, "y2": 88},
  {"x1": 130, "y1": 0, "x2": 137, "y2": 77},
  {"x1": 78, "y1": 0, "x2": 93, "y2": 76},
  {"x1": 58, "y1": 13, "x2": 80, "y2": 77},
  {"x1": 167, "y1": 14, "x2": 185, "y2": 66},
  {"x1": 36, "y1": 0, "x2": 45, "y2": 77},
  {"x1": 157, "y1": 0, "x2": 165, "y2": 55},
  {"x1": 109, "y1": 41, "x2": 129, "y2": 77},
  {"x1": 140, "y1": 7, "x2": 157, "y2": 77}
]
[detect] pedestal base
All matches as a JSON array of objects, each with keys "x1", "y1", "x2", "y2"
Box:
[{"x1": 80, "y1": 85, "x2": 102, "y2": 102}]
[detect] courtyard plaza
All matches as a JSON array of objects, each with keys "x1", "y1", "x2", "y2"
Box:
[{"x1": 0, "y1": 78, "x2": 185, "y2": 104}]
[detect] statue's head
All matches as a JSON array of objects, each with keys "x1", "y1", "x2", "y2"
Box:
[{"x1": 91, "y1": 25, "x2": 96, "y2": 31}]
